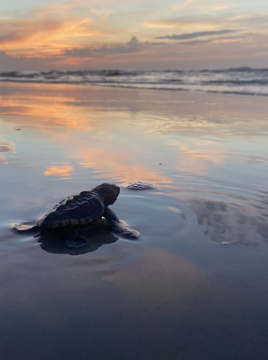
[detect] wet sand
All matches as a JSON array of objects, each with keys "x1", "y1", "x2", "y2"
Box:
[{"x1": 1, "y1": 82, "x2": 268, "y2": 360}]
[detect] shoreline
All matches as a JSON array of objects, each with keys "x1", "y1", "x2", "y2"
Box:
[{"x1": 1, "y1": 79, "x2": 268, "y2": 97}]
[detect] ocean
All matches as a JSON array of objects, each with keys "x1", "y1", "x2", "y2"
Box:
[{"x1": 1, "y1": 67, "x2": 268, "y2": 96}]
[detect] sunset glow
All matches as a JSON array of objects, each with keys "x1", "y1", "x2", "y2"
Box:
[{"x1": 1, "y1": 0, "x2": 268, "y2": 70}]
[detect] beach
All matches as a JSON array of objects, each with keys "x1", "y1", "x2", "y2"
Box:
[{"x1": 1, "y1": 82, "x2": 268, "y2": 359}]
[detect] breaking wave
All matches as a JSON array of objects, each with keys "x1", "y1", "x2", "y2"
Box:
[{"x1": 1, "y1": 68, "x2": 268, "y2": 96}]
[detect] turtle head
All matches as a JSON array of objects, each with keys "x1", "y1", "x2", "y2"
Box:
[{"x1": 95, "y1": 183, "x2": 120, "y2": 206}]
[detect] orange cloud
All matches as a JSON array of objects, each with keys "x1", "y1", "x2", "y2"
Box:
[
  {"x1": 172, "y1": 0, "x2": 196, "y2": 11},
  {"x1": 0, "y1": 16, "x2": 102, "y2": 56},
  {"x1": 0, "y1": 0, "x2": 267, "y2": 70},
  {"x1": 0, "y1": 1, "x2": 112, "y2": 57}
]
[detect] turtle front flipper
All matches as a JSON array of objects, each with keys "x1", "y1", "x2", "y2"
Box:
[{"x1": 105, "y1": 208, "x2": 140, "y2": 239}]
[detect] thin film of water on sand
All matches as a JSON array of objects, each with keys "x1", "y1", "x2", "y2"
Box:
[{"x1": 1, "y1": 82, "x2": 268, "y2": 248}]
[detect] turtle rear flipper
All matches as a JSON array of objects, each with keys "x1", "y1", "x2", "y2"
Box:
[
  {"x1": 12, "y1": 223, "x2": 41, "y2": 237},
  {"x1": 12, "y1": 223, "x2": 38, "y2": 232},
  {"x1": 105, "y1": 208, "x2": 139, "y2": 239}
]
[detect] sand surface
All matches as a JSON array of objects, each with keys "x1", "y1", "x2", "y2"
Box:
[{"x1": 1, "y1": 82, "x2": 268, "y2": 360}]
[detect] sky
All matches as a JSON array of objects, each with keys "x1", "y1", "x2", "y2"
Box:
[{"x1": 0, "y1": 0, "x2": 268, "y2": 71}]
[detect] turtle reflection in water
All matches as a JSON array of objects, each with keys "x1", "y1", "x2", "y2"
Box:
[
  {"x1": 39, "y1": 219, "x2": 119, "y2": 255},
  {"x1": 13, "y1": 183, "x2": 139, "y2": 248}
]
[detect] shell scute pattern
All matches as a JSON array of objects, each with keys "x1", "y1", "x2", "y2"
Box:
[
  {"x1": 79, "y1": 202, "x2": 91, "y2": 215},
  {"x1": 127, "y1": 182, "x2": 155, "y2": 190},
  {"x1": 38, "y1": 191, "x2": 105, "y2": 229}
]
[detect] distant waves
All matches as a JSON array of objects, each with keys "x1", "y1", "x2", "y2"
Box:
[{"x1": 1, "y1": 68, "x2": 268, "y2": 96}]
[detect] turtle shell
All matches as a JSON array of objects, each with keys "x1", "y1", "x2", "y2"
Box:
[{"x1": 37, "y1": 191, "x2": 105, "y2": 229}]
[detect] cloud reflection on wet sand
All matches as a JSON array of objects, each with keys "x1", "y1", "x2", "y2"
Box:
[
  {"x1": 0, "y1": 142, "x2": 15, "y2": 165},
  {"x1": 187, "y1": 198, "x2": 268, "y2": 245},
  {"x1": 74, "y1": 148, "x2": 172, "y2": 185},
  {"x1": 44, "y1": 163, "x2": 74, "y2": 178},
  {"x1": 102, "y1": 248, "x2": 235, "y2": 311},
  {"x1": 1, "y1": 83, "x2": 268, "y2": 247},
  {"x1": 168, "y1": 139, "x2": 228, "y2": 175},
  {"x1": 0, "y1": 97, "x2": 95, "y2": 132},
  {"x1": 0, "y1": 87, "x2": 176, "y2": 185},
  {"x1": 0, "y1": 155, "x2": 8, "y2": 164}
]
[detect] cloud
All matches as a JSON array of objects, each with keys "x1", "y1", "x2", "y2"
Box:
[
  {"x1": 171, "y1": 0, "x2": 233, "y2": 12},
  {"x1": 172, "y1": 0, "x2": 196, "y2": 11},
  {"x1": 64, "y1": 36, "x2": 146, "y2": 58},
  {"x1": 176, "y1": 35, "x2": 246, "y2": 46},
  {"x1": 178, "y1": 39, "x2": 212, "y2": 45},
  {"x1": 150, "y1": 13, "x2": 268, "y2": 31},
  {"x1": 0, "y1": 0, "x2": 268, "y2": 72},
  {"x1": 1, "y1": 0, "x2": 268, "y2": 71},
  {"x1": 0, "y1": 4, "x2": 107, "y2": 56},
  {"x1": 155, "y1": 30, "x2": 238, "y2": 40},
  {"x1": 0, "y1": 17, "x2": 67, "y2": 46},
  {"x1": 0, "y1": 51, "x2": 46, "y2": 70},
  {"x1": 0, "y1": 36, "x2": 152, "y2": 70}
]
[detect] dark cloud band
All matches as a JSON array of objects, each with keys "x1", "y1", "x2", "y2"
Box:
[{"x1": 155, "y1": 30, "x2": 237, "y2": 41}]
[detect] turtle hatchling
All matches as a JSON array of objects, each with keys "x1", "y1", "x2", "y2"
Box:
[
  {"x1": 13, "y1": 183, "x2": 139, "y2": 244},
  {"x1": 127, "y1": 182, "x2": 155, "y2": 190}
]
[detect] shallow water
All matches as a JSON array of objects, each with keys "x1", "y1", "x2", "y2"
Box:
[{"x1": 1, "y1": 82, "x2": 268, "y2": 360}]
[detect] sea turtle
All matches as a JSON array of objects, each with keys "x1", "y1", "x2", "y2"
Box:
[{"x1": 13, "y1": 183, "x2": 139, "y2": 244}]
